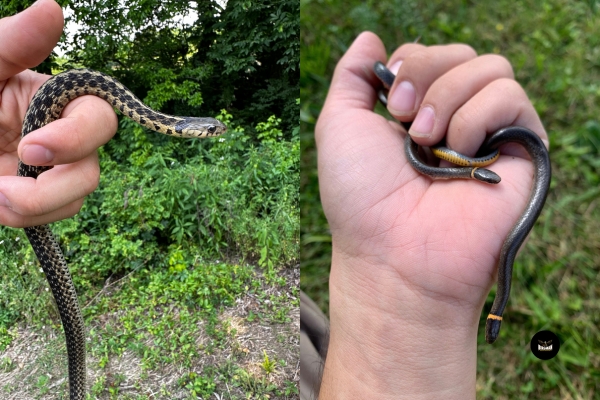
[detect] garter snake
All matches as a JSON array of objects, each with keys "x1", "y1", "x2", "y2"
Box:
[
  {"x1": 19, "y1": 69, "x2": 226, "y2": 399},
  {"x1": 373, "y1": 61, "x2": 551, "y2": 344}
]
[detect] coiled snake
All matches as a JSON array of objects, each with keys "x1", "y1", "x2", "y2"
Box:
[
  {"x1": 373, "y1": 62, "x2": 551, "y2": 344},
  {"x1": 19, "y1": 69, "x2": 227, "y2": 399}
]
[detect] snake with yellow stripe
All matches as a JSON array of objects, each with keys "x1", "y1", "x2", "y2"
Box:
[
  {"x1": 373, "y1": 61, "x2": 551, "y2": 345},
  {"x1": 19, "y1": 69, "x2": 227, "y2": 399}
]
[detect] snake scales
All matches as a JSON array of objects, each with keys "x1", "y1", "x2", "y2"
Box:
[{"x1": 19, "y1": 69, "x2": 227, "y2": 399}]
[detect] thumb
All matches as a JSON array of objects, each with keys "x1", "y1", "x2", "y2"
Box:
[
  {"x1": 0, "y1": 0, "x2": 64, "y2": 80},
  {"x1": 317, "y1": 32, "x2": 387, "y2": 138}
]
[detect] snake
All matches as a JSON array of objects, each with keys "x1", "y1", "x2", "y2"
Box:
[
  {"x1": 373, "y1": 61, "x2": 551, "y2": 344},
  {"x1": 18, "y1": 69, "x2": 227, "y2": 399}
]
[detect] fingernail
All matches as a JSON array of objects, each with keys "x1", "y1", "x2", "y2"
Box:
[
  {"x1": 22, "y1": 145, "x2": 54, "y2": 164},
  {"x1": 388, "y1": 80, "x2": 416, "y2": 116},
  {"x1": 0, "y1": 192, "x2": 10, "y2": 208},
  {"x1": 409, "y1": 106, "x2": 435, "y2": 138},
  {"x1": 389, "y1": 60, "x2": 403, "y2": 75}
]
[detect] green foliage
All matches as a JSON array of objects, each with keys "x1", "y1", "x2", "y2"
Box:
[
  {"x1": 38, "y1": 111, "x2": 299, "y2": 288},
  {"x1": 0, "y1": 0, "x2": 299, "y2": 133},
  {"x1": 0, "y1": 356, "x2": 15, "y2": 373},
  {"x1": 0, "y1": 0, "x2": 300, "y2": 280},
  {"x1": 180, "y1": 370, "x2": 217, "y2": 398},
  {"x1": 301, "y1": 0, "x2": 600, "y2": 399},
  {"x1": 0, "y1": 230, "x2": 49, "y2": 343},
  {"x1": 35, "y1": 375, "x2": 50, "y2": 395},
  {"x1": 63, "y1": 0, "x2": 299, "y2": 135},
  {"x1": 260, "y1": 350, "x2": 276, "y2": 374},
  {"x1": 0, "y1": 108, "x2": 298, "y2": 395},
  {"x1": 232, "y1": 367, "x2": 278, "y2": 398}
]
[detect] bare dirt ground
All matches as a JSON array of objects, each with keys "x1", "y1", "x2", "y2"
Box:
[{"x1": 0, "y1": 265, "x2": 300, "y2": 399}]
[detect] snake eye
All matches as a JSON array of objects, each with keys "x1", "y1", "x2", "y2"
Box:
[{"x1": 207, "y1": 125, "x2": 216, "y2": 134}]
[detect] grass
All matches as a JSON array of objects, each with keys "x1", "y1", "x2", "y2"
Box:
[
  {"x1": 301, "y1": 0, "x2": 600, "y2": 398},
  {"x1": 0, "y1": 241, "x2": 299, "y2": 398},
  {"x1": 0, "y1": 227, "x2": 299, "y2": 399}
]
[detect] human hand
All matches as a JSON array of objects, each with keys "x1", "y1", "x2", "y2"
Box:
[
  {"x1": 0, "y1": 0, "x2": 117, "y2": 228},
  {"x1": 316, "y1": 32, "x2": 547, "y2": 399}
]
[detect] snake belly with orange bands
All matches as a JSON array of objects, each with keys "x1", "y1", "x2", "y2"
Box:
[{"x1": 374, "y1": 61, "x2": 551, "y2": 344}]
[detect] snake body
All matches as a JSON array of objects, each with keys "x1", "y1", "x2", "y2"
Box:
[
  {"x1": 19, "y1": 69, "x2": 227, "y2": 399},
  {"x1": 373, "y1": 62, "x2": 551, "y2": 344},
  {"x1": 403, "y1": 134, "x2": 502, "y2": 184}
]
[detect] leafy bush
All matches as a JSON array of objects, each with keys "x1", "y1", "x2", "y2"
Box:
[
  {"x1": 0, "y1": 110, "x2": 298, "y2": 337},
  {"x1": 49, "y1": 110, "x2": 299, "y2": 285}
]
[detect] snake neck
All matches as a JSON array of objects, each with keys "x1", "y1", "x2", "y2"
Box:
[
  {"x1": 22, "y1": 69, "x2": 185, "y2": 138},
  {"x1": 19, "y1": 69, "x2": 192, "y2": 180}
]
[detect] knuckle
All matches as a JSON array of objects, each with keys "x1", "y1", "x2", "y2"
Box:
[
  {"x1": 480, "y1": 54, "x2": 514, "y2": 77},
  {"x1": 489, "y1": 77, "x2": 526, "y2": 97},
  {"x1": 84, "y1": 160, "x2": 101, "y2": 192},
  {"x1": 455, "y1": 43, "x2": 477, "y2": 58},
  {"x1": 21, "y1": 195, "x2": 48, "y2": 217},
  {"x1": 0, "y1": 210, "x2": 24, "y2": 228}
]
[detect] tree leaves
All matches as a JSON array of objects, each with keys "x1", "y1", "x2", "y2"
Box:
[{"x1": 48, "y1": 0, "x2": 300, "y2": 135}]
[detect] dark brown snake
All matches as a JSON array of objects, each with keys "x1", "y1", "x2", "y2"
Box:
[{"x1": 19, "y1": 69, "x2": 227, "y2": 399}]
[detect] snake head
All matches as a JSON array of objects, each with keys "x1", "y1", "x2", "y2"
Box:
[
  {"x1": 472, "y1": 168, "x2": 501, "y2": 184},
  {"x1": 176, "y1": 117, "x2": 227, "y2": 138}
]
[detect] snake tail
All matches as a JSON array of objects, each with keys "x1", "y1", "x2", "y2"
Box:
[
  {"x1": 482, "y1": 126, "x2": 551, "y2": 344},
  {"x1": 485, "y1": 314, "x2": 503, "y2": 345},
  {"x1": 24, "y1": 225, "x2": 86, "y2": 400}
]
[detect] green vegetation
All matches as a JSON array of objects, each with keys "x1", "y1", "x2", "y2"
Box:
[
  {"x1": 260, "y1": 350, "x2": 277, "y2": 374},
  {"x1": 301, "y1": 0, "x2": 599, "y2": 398},
  {"x1": 0, "y1": 0, "x2": 299, "y2": 398}
]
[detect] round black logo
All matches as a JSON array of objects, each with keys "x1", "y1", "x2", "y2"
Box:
[{"x1": 530, "y1": 330, "x2": 560, "y2": 360}]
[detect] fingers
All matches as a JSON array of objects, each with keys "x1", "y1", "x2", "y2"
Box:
[
  {"x1": 2, "y1": 75, "x2": 118, "y2": 228},
  {"x1": 383, "y1": 44, "x2": 544, "y2": 156},
  {"x1": 446, "y1": 79, "x2": 547, "y2": 158},
  {"x1": 0, "y1": 152, "x2": 100, "y2": 228},
  {"x1": 406, "y1": 54, "x2": 514, "y2": 143},
  {"x1": 385, "y1": 44, "x2": 478, "y2": 122},
  {"x1": 0, "y1": 1, "x2": 118, "y2": 229},
  {"x1": 325, "y1": 31, "x2": 387, "y2": 109},
  {"x1": 18, "y1": 94, "x2": 118, "y2": 166},
  {"x1": 0, "y1": 197, "x2": 85, "y2": 228},
  {"x1": 0, "y1": 0, "x2": 64, "y2": 80}
]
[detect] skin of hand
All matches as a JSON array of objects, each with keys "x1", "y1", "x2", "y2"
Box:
[
  {"x1": 0, "y1": 0, "x2": 117, "y2": 228},
  {"x1": 315, "y1": 32, "x2": 547, "y2": 399}
]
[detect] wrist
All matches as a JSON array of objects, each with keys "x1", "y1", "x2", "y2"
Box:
[{"x1": 319, "y1": 248, "x2": 478, "y2": 399}]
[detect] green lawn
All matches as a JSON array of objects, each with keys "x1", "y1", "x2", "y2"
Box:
[{"x1": 301, "y1": 0, "x2": 600, "y2": 398}]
